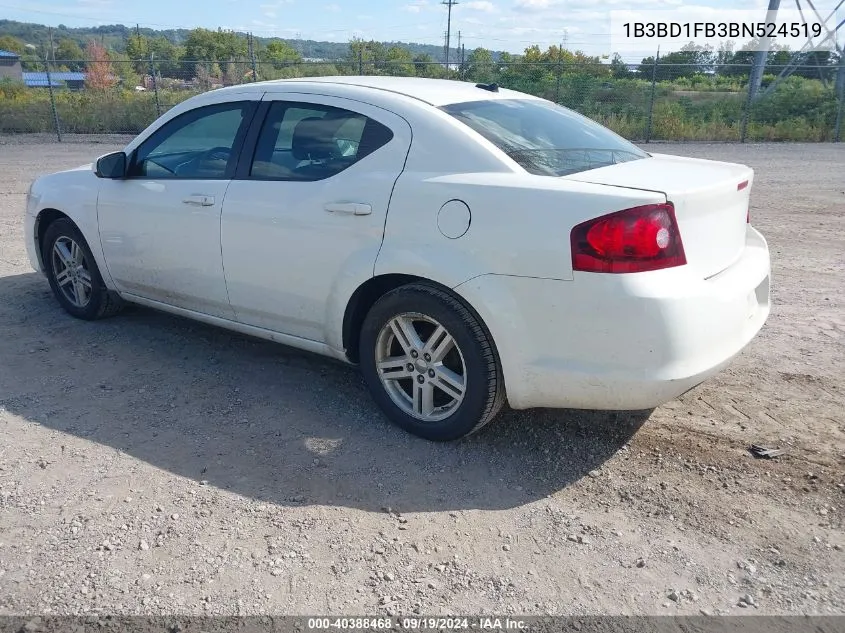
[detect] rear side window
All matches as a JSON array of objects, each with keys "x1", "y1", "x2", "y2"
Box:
[
  {"x1": 249, "y1": 101, "x2": 394, "y2": 181},
  {"x1": 441, "y1": 99, "x2": 648, "y2": 177}
]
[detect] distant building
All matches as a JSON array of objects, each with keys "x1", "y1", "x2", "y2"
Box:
[
  {"x1": 22, "y1": 72, "x2": 87, "y2": 90},
  {"x1": 0, "y1": 50, "x2": 22, "y2": 81},
  {"x1": 1, "y1": 51, "x2": 91, "y2": 89}
]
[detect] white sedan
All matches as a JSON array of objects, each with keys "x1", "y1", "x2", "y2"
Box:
[{"x1": 24, "y1": 77, "x2": 771, "y2": 441}]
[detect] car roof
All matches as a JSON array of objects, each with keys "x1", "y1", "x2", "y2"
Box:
[{"x1": 238, "y1": 76, "x2": 538, "y2": 107}]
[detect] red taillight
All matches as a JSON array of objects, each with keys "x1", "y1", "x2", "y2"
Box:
[{"x1": 570, "y1": 203, "x2": 687, "y2": 273}]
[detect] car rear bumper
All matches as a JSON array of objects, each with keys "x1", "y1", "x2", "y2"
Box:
[{"x1": 454, "y1": 226, "x2": 771, "y2": 410}]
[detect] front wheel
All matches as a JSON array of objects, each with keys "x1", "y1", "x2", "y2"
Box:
[
  {"x1": 359, "y1": 283, "x2": 505, "y2": 441},
  {"x1": 42, "y1": 218, "x2": 123, "y2": 320}
]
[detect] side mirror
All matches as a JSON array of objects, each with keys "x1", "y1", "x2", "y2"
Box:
[{"x1": 95, "y1": 151, "x2": 127, "y2": 179}]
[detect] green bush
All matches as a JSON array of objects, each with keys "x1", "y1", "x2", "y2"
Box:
[
  {"x1": 749, "y1": 76, "x2": 837, "y2": 128},
  {"x1": 0, "y1": 88, "x2": 199, "y2": 134},
  {"x1": 0, "y1": 77, "x2": 27, "y2": 99}
]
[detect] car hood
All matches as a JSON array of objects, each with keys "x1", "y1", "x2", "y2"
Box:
[{"x1": 34, "y1": 163, "x2": 95, "y2": 185}]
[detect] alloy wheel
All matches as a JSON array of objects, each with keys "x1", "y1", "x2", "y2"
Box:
[
  {"x1": 51, "y1": 236, "x2": 92, "y2": 308},
  {"x1": 374, "y1": 313, "x2": 467, "y2": 422}
]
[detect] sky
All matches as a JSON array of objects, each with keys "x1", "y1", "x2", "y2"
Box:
[{"x1": 0, "y1": 0, "x2": 842, "y2": 60}]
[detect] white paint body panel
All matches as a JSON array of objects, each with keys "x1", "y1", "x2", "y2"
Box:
[
  {"x1": 24, "y1": 77, "x2": 772, "y2": 412},
  {"x1": 25, "y1": 165, "x2": 111, "y2": 284},
  {"x1": 98, "y1": 178, "x2": 236, "y2": 318},
  {"x1": 454, "y1": 227, "x2": 770, "y2": 409},
  {"x1": 221, "y1": 93, "x2": 412, "y2": 344},
  {"x1": 377, "y1": 171, "x2": 665, "y2": 283},
  {"x1": 95, "y1": 89, "x2": 262, "y2": 319}
]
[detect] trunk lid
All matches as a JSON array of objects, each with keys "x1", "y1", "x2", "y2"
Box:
[{"x1": 564, "y1": 153, "x2": 752, "y2": 279}]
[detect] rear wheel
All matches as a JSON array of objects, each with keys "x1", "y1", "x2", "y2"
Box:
[
  {"x1": 42, "y1": 218, "x2": 123, "y2": 320},
  {"x1": 359, "y1": 283, "x2": 505, "y2": 441}
]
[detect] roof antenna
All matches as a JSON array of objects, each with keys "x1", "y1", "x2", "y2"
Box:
[{"x1": 475, "y1": 82, "x2": 499, "y2": 92}]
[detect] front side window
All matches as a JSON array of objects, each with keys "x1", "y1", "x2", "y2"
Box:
[
  {"x1": 249, "y1": 101, "x2": 394, "y2": 181},
  {"x1": 130, "y1": 102, "x2": 253, "y2": 179},
  {"x1": 442, "y1": 99, "x2": 648, "y2": 177}
]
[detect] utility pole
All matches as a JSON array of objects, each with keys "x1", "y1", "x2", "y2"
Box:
[
  {"x1": 645, "y1": 46, "x2": 660, "y2": 144},
  {"x1": 457, "y1": 30, "x2": 461, "y2": 54},
  {"x1": 149, "y1": 52, "x2": 161, "y2": 117},
  {"x1": 48, "y1": 26, "x2": 55, "y2": 63},
  {"x1": 135, "y1": 23, "x2": 143, "y2": 75},
  {"x1": 249, "y1": 32, "x2": 258, "y2": 82},
  {"x1": 555, "y1": 40, "x2": 563, "y2": 103},
  {"x1": 442, "y1": 0, "x2": 458, "y2": 69}
]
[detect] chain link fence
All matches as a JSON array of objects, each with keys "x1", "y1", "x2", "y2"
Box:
[{"x1": 1, "y1": 56, "x2": 843, "y2": 143}]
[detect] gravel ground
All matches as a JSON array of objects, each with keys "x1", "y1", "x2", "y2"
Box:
[{"x1": 0, "y1": 136, "x2": 843, "y2": 617}]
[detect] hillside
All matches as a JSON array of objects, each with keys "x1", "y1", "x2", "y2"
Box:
[{"x1": 0, "y1": 19, "x2": 493, "y2": 62}]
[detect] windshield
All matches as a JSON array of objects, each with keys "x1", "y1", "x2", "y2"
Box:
[{"x1": 441, "y1": 99, "x2": 648, "y2": 177}]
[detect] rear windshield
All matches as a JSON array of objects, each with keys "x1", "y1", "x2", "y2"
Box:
[{"x1": 441, "y1": 99, "x2": 648, "y2": 177}]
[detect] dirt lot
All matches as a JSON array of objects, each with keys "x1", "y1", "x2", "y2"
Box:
[{"x1": 0, "y1": 136, "x2": 843, "y2": 617}]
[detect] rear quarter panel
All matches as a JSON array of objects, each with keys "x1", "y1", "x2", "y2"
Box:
[{"x1": 376, "y1": 171, "x2": 666, "y2": 284}]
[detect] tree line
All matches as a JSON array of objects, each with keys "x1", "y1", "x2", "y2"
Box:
[
  {"x1": 1, "y1": 20, "x2": 841, "y2": 92},
  {"x1": 2, "y1": 23, "x2": 841, "y2": 142},
  {"x1": 0, "y1": 19, "x2": 466, "y2": 71}
]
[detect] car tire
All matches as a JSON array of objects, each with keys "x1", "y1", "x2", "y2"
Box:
[
  {"x1": 42, "y1": 218, "x2": 124, "y2": 320},
  {"x1": 359, "y1": 282, "x2": 505, "y2": 441}
]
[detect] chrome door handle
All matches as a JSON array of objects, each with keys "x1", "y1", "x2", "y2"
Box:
[
  {"x1": 183, "y1": 194, "x2": 215, "y2": 207},
  {"x1": 324, "y1": 202, "x2": 372, "y2": 216}
]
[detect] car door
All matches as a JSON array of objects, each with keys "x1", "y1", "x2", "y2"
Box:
[
  {"x1": 97, "y1": 99, "x2": 258, "y2": 319},
  {"x1": 221, "y1": 94, "x2": 412, "y2": 343}
]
